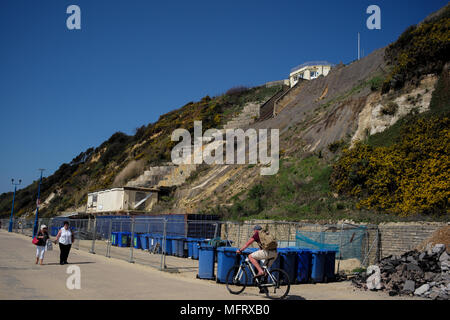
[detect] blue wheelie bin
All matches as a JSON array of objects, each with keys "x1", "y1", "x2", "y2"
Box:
[
  {"x1": 192, "y1": 239, "x2": 206, "y2": 260},
  {"x1": 192, "y1": 242, "x2": 200, "y2": 260},
  {"x1": 140, "y1": 233, "x2": 149, "y2": 250},
  {"x1": 324, "y1": 250, "x2": 337, "y2": 282},
  {"x1": 171, "y1": 236, "x2": 184, "y2": 257},
  {"x1": 277, "y1": 248, "x2": 297, "y2": 284},
  {"x1": 111, "y1": 232, "x2": 119, "y2": 246},
  {"x1": 133, "y1": 233, "x2": 141, "y2": 249},
  {"x1": 118, "y1": 232, "x2": 131, "y2": 247},
  {"x1": 197, "y1": 244, "x2": 216, "y2": 280},
  {"x1": 310, "y1": 249, "x2": 327, "y2": 283},
  {"x1": 296, "y1": 249, "x2": 312, "y2": 283},
  {"x1": 186, "y1": 238, "x2": 198, "y2": 258},
  {"x1": 216, "y1": 247, "x2": 240, "y2": 283},
  {"x1": 160, "y1": 236, "x2": 172, "y2": 255}
]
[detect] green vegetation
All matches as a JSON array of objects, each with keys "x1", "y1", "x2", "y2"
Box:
[
  {"x1": 331, "y1": 67, "x2": 449, "y2": 218},
  {"x1": 216, "y1": 155, "x2": 355, "y2": 221},
  {"x1": 382, "y1": 6, "x2": 450, "y2": 93},
  {"x1": 0, "y1": 85, "x2": 278, "y2": 218}
]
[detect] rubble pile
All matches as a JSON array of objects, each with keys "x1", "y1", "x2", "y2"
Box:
[{"x1": 352, "y1": 243, "x2": 450, "y2": 300}]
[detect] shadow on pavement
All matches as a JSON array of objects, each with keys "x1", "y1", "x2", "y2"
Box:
[
  {"x1": 284, "y1": 294, "x2": 306, "y2": 300},
  {"x1": 45, "y1": 262, "x2": 95, "y2": 265}
]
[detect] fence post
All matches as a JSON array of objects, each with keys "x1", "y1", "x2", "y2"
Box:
[
  {"x1": 213, "y1": 223, "x2": 218, "y2": 239},
  {"x1": 288, "y1": 223, "x2": 291, "y2": 247},
  {"x1": 337, "y1": 223, "x2": 344, "y2": 274},
  {"x1": 129, "y1": 217, "x2": 135, "y2": 263},
  {"x1": 237, "y1": 223, "x2": 241, "y2": 248},
  {"x1": 362, "y1": 226, "x2": 379, "y2": 267},
  {"x1": 89, "y1": 218, "x2": 97, "y2": 254},
  {"x1": 106, "y1": 218, "x2": 112, "y2": 258},
  {"x1": 161, "y1": 218, "x2": 167, "y2": 270}
]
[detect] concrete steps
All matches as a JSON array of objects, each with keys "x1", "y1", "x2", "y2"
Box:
[
  {"x1": 223, "y1": 102, "x2": 260, "y2": 129},
  {"x1": 126, "y1": 102, "x2": 263, "y2": 188}
]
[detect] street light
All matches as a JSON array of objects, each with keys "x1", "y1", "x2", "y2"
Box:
[
  {"x1": 8, "y1": 178, "x2": 22, "y2": 232},
  {"x1": 32, "y1": 169, "x2": 45, "y2": 237}
]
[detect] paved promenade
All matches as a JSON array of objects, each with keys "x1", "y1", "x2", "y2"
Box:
[{"x1": 0, "y1": 230, "x2": 422, "y2": 300}]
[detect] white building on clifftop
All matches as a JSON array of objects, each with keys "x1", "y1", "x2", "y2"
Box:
[{"x1": 289, "y1": 61, "x2": 334, "y2": 87}]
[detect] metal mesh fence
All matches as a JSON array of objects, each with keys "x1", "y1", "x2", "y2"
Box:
[{"x1": 1, "y1": 217, "x2": 379, "y2": 273}]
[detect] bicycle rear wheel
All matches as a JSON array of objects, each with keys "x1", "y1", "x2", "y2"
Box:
[
  {"x1": 226, "y1": 264, "x2": 248, "y2": 295},
  {"x1": 264, "y1": 268, "x2": 290, "y2": 299}
]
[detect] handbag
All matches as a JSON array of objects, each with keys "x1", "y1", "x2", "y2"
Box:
[
  {"x1": 32, "y1": 236, "x2": 39, "y2": 245},
  {"x1": 46, "y1": 239, "x2": 53, "y2": 251}
]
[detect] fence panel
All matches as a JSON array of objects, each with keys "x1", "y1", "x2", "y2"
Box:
[{"x1": 1, "y1": 216, "x2": 380, "y2": 273}]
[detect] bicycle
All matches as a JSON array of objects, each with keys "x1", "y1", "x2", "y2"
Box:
[{"x1": 225, "y1": 252, "x2": 290, "y2": 299}]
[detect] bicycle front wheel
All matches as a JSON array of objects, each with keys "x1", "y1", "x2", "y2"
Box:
[
  {"x1": 226, "y1": 264, "x2": 248, "y2": 295},
  {"x1": 264, "y1": 268, "x2": 290, "y2": 300}
]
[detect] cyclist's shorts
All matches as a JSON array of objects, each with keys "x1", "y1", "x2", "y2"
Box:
[{"x1": 250, "y1": 249, "x2": 278, "y2": 267}]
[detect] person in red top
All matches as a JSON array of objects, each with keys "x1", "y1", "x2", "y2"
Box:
[{"x1": 236, "y1": 225, "x2": 278, "y2": 277}]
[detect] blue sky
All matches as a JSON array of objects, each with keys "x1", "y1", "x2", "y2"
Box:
[{"x1": 0, "y1": 0, "x2": 447, "y2": 194}]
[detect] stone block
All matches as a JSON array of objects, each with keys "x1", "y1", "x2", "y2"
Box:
[
  {"x1": 402, "y1": 280, "x2": 415, "y2": 293},
  {"x1": 414, "y1": 284, "x2": 430, "y2": 296}
]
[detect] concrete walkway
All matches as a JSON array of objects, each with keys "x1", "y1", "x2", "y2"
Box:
[
  {"x1": 0, "y1": 230, "x2": 262, "y2": 300},
  {"x1": 0, "y1": 230, "x2": 423, "y2": 300}
]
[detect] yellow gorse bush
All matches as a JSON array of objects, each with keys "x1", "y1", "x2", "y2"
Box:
[{"x1": 331, "y1": 116, "x2": 450, "y2": 216}]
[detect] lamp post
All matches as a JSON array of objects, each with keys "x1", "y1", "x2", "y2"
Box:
[
  {"x1": 32, "y1": 169, "x2": 45, "y2": 237},
  {"x1": 8, "y1": 178, "x2": 22, "y2": 232}
]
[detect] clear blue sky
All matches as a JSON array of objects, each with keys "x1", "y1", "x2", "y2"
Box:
[{"x1": 0, "y1": 0, "x2": 447, "y2": 194}]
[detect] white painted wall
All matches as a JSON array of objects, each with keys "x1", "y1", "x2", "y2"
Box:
[
  {"x1": 87, "y1": 188, "x2": 157, "y2": 213},
  {"x1": 289, "y1": 65, "x2": 331, "y2": 87}
]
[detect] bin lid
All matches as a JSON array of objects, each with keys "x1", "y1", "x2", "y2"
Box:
[
  {"x1": 187, "y1": 237, "x2": 202, "y2": 241},
  {"x1": 199, "y1": 243, "x2": 214, "y2": 249},
  {"x1": 169, "y1": 236, "x2": 185, "y2": 240},
  {"x1": 217, "y1": 246, "x2": 238, "y2": 252},
  {"x1": 309, "y1": 249, "x2": 328, "y2": 254}
]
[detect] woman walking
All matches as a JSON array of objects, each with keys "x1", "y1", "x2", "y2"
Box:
[
  {"x1": 54, "y1": 221, "x2": 74, "y2": 265},
  {"x1": 35, "y1": 225, "x2": 50, "y2": 265}
]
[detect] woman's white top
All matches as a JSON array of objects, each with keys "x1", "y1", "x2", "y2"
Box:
[{"x1": 59, "y1": 227, "x2": 72, "y2": 245}]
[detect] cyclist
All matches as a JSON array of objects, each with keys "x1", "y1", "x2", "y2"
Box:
[{"x1": 236, "y1": 225, "x2": 278, "y2": 277}]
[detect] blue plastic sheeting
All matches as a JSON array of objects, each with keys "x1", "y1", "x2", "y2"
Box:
[{"x1": 295, "y1": 225, "x2": 367, "y2": 261}]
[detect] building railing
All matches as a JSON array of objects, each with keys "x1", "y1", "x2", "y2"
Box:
[{"x1": 290, "y1": 61, "x2": 335, "y2": 73}]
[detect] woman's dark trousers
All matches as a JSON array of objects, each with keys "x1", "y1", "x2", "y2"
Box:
[{"x1": 59, "y1": 243, "x2": 71, "y2": 264}]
